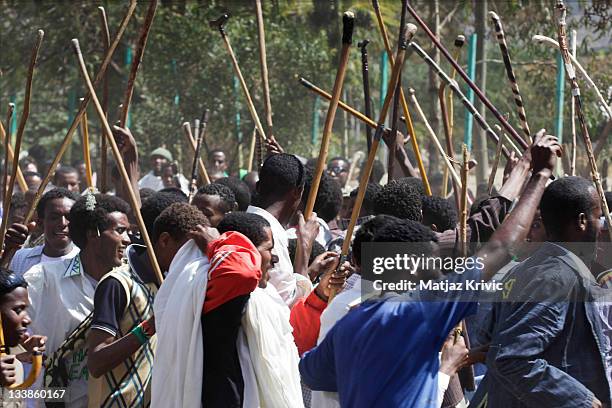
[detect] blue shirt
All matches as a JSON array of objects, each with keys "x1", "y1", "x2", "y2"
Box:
[{"x1": 299, "y1": 265, "x2": 481, "y2": 408}]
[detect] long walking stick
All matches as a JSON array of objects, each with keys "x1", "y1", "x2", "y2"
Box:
[
  {"x1": 183, "y1": 123, "x2": 210, "y2": 185},
  {"x1": 0, "y1": 123, "x2": 27, "y2": 194},
  {"x1": 255, "y1": 0, "x2": 273, "y2": 138},
  {"x1": 408, "y1": 89, "x2": 464, "y2": 200},
  {"x1": 304, "y1": 12, "x2": 354, "y2": 219},
  {"x1": 488, "y1": 130, "x2": 505, "y2": 195},
  {"x1": 79, "y1": 99, "x2": 94, "y2": 190},
  {"x1": 532, "y1": 35, "x2": 612, "y2": 119},
  {"x1": 555, "y1": 0, "x2": 612, "y2": 242},
  {"x1": 439, "y1": 84, "x2": 460, "y2": 209},
  {"x1": 2, "y1": 104, "x2": 15, "y2": 204},
  {"x1": 120, "y1": 0, "x2": 157, "y2": 127},
  {"x1": 569, "y1": 30, "x2": 577, "y2": 176},
  {"x1": 20, "y1": 1, "x2": 136, "y2": 230},
  {"x1": 0, "y1": 30, "x2": 44, "y2": 259},
  {"x1": 489, "y1": 12, "x2": 532, "y2": 144},
  {"x1": 331, "y1": 23, "x2": 414, "y2": 301},
  {"x1": 189, "y1": 110, "x2": 210, "y2": 202},
  {"x1": 406, "y1": 4, "x2": 528, "y2": 151},
  {"x1": 410, "y1": 42, "x2": 511, "y2": 160},
  {"x1": 210, "y1": 14, "x2": 267, "y2": 142},
  {"x1": 98, "y1": 6, "x2": 111, "y2": 193},
  {"x1": 73, "y1": 39, "x2": 164, "y2": 285},
  {"x1": 372, "y1": 0, "x2": 431, "y2": 195},
  {"x1": 442, "y1": 35, "x2": 465, "y2": 197},
  {"x1": 358, "y1": 40, "x2": 373, "y2": 153}
]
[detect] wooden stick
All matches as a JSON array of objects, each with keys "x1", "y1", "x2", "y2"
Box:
[
  {"x1": 299, "y1": 77, "x2": 377, "y2": 128},
  {"x1": 2, "y1": 104, "x2": 15, "y2": 204},
  {"x1": 406, "y1": 3, "x2": 529, "y2": 151},
  {"x1": 372, "y1": 0, "x2": 431, "y2": 195},
  {"x1": 408, "y1": 88, "x2": 466, "y2": 200},
  {"x1": 532, "y1": 34, "x2": 612, "y2": 119},
  {"x1": 304, "y1": 12, "x2": 354, "y2": 219},
  {"x1": 439, "y1": 86, "x2": 460, "y2": 211},
  {"x1": 358, "y1": 40, "x2": 373, "y2": 152},
  {"x1": 183, "y1": 122, "x2": 210, "y2": 185},
  {"x1": 410, "y1": 41, "x2": 511, "y2": 160},
  {"x1": 247, "y1": 127, "x2": 257, "y2": 173},
  {"x1": 98, "y1": 6, "x2": 111, "y2": 193},
  {"x1": 22, "y1": 1, "x2": 136, "y2": 227},
  {"x1": 0, "y1": 30, "x2": 44, "y2": 260},
  {"x1": 189, "y1": 110, "x2": 210, "y2": 202},
  {"x1": 331, "y1": 23, "x2": 414, "y2": 302},
  {"x1": 211, "y1": 15, "x2": 267, "y2": 142},
  {"x1": 120, "y1": 0, "x2": 158, "y2": 127},
  {"x1": 73, "y1": 38, "x2": 164, "y2": 285},
  {"x1": 554, "y1": 0, "x2": 612, "y2": 242},
  {"x1": 488, "y1": 130, "x2": 505, "y2": 195},
  {"x1": 442, "y1": 35, "x2": 465, "y2": 197},
  {"x1": 569, "y1": 29, "x2": 577, "y2": 176},
  {"x1": 489, "y1": 12, "x2": 532, "y2": 144},
  {"x1": 460, "y1": 144, "x2": 469, "y2": 256},
  {"x1": 255, "y1": 0, "x2": 273, "y2": 138},
  {"x1": 0, "y1": 122, "x2": 27, "y2": 194},
  {"x1": 80, "y1": 101, "x2": 94, "y2": 189},
  {"x1": 493, "y1": 124, "x2": 523, "y2": 157}
]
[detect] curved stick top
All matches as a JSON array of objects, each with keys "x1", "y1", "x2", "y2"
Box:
[
  {"x1": 402, "y1": 24, "x2": 417, "y2": 50},
  {"x1": 342, "y1": 11, "x2": 355, "y2": 45},
  {"x1": 209, "y1": 13, "x2": 230, "y2": 35},
  {"x1": 454, "y1": 34, "x2": 466, "y2": 48},
  {"x1": 488, "y1": 11, "x2": 501, "y2": 22},
  {"x1": 358, "y1": 39, "x2": 370, "y2": 50}
]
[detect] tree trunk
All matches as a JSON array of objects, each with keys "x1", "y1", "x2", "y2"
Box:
[{"x1": 474, "y1": 0, "x2": 490, "y2": 188}]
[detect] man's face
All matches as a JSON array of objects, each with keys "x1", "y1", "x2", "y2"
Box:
[
  {"x1": 327, "y1": 159, "x2": 349, "y2": 186},
  {"x1": 256, "y1": 227, "x2": 277, "y2": 288},
  {"x1": 519, "y1": 210, "x2": 546, "y2": 258},
  {"x1": 56, "y1": 171, "x2": 80, "y2": 192},
  {"x1": 583, "y1": 189, "x2": 602, "y2": 243},
  {"x1": 154, "y1": 233, "x2": 183, "y2": 273},
  {"x1": 192, "y1": 194, "x2": 226, "y2": 227},
  {"x1": 161, "y1": 165, "x2": 176, "y2": 188},
  {"x1": 43, "y1": 197, "x2": 75, "y2": 252},
  {"x1": 0, "y1": 287, "x2": 31, "y2": 347},
  {"x1": 95, "y1": 212, "x2": 131, "y2": 268},
  {"x1": 75, "y1": 163, "x2": 87, "y2": 183},
  {"x1": 151, "y1": 155, "x2": 168, "y2": 176},
  {"x1": 25, "y1": 174, "x2": 41, "y2": 190},
  {"x1": 210, "y1": 152, "x2": 227, "y2": 173}
]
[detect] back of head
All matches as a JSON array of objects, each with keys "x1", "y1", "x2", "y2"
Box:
[
  {"x1": 540, "y1": 176, "x2": 597, "y2": 239},
  {"x1": 397, "y1": 177, "x2": 425, "y2": 198},
  {"x1": 196, "y1": 183, "x2": 236, "y2": 213},
  {"x1": 421, "y1": 196, "x2": 458, "y2": 232},
  {"x1": 288, "y1": 238, "x2": 326, "y2": 268},
  {"x1": 152, "y1": 202, "x2": 208, "y2": 244},
  {"x1": 54, "y1": 165, "x2": 78, "y2": 181},
  {"x1": 255, "y1": 153, "x2": 305, "y2": 204},
  {"x1": 350, "y1": 183, "x2": 382, "y2": 216},
  {"x1": 36, "y1": 187, "x2": 79, "y2": 219},
  {"x1": 216, "y1": 177, "x2": 251, "y2": 211},
  {"x1": 68, "y1": 194, "x2": 130, "y2": 249},
  {"x1": 301, "y1": 168, "x2": 343, "y2": 222},
  {"x1": 372, "y1": 218, "x2": 438, "y2": 261},
  {"x1": 0, "y1": 267, "x2": 27, "y2": 300},
  {"x1": 352, "y1": 214, "x2": 400, "y2": 267},
  {"x1": 158, "y1": 187, "x2": 187, "y2": 200},
  {"x1": 374, "y1": 179, "x2": 422, "y2": 221},
  {"x1": 141, "y1": 191, "x2": 188, "y2": 238},
  {"x1": 217, "y1": 212, "x2": 271, "y2": 247}
]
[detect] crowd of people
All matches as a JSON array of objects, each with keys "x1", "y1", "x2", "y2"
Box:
[{"x1": 0, "y1": 124, "x2": 610, "y2": 408}]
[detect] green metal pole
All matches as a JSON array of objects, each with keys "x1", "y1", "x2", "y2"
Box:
[
  {"x1": 464, "y1": 33, "x2": 477, "y2": 150},
  {"x1": 311, "y1": 95, "x2": 320, "y2": 145},
  {"x1": 379, "y1": 51, "x2": 388, "y2": 112},
  {"x1": 554, "y1": 51, "x2": 565, "y2": 144},
  {"x1": 125, "y1": 46, "x2": 133, "y2": 128}
]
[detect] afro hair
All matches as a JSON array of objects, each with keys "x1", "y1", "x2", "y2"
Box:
[
  {"x1": 350, "y1": 183, "x2": 382, "y2": 216},
  {"x1": 217, "y1": 212, "x2": 271, "y2": 247},
  {"x1": 152, "y1": 202, "x2": 208, "y2": 243},
  {"x1": 287, "y1": 238, "x2": 326, "y2": 268},
  {"x1": 197, "y1": 183, "x2": 236, "y2": 213},
  {"x1": 397, "y1": 177, "x2": 426, "y2": 198},
  {"x1": 421, "y1": 196, "x2": 458, "y2": 232},
  {"x1": 141, "y1": 191, "x2": 188, "y2": 238},
  {"x1": 301, "y1": 168, "x2": 343, "y2": 222},
  {"x1": 373, "y1": 179, "x2": 422, "y2": 221},
  {"x1": 255, "y1": 153, "x2": 305, "y2": 203},
  {"x1": 352, "y1": 214, "x2": 399, "y2": 267},
  {"x1": 68, "y1": 194, "x2": 130, "y2": 249},
  {"x1": 215, "y1": 177, "x2": 251, "y2": 211},
  {"x1": 36, "y1": 187, "x2": 79, "y2": 219}
]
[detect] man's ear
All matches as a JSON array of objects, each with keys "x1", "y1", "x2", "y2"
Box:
[
  {"x1": 157, "y1": 232, "x2": 172, "y2": 249},
  {"x1": 231, "y1": 201, "x2": 239, "y2": 212},
  {"x1": 577, "y1": 213, "x2": 588, "y2": 231},
  {"x1": 430, "y1": 223, "x2": 438, "y2": 232}
]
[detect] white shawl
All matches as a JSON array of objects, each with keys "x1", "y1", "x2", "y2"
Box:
[{"x1": 151, "y1": 240, "x2": 210, "y2": 408}]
